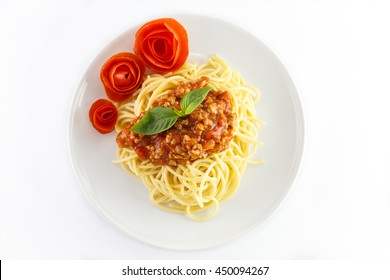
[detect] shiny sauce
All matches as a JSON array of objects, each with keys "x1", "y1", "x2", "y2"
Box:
[{"x1": 116, "y1": 77, "x2": 236, "y2": 166}]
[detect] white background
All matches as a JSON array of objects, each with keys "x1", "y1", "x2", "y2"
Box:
[{"x1": 1, "y1": 0, "x2": 390, "y2": 259}]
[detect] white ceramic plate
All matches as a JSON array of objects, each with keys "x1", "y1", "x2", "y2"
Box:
[{"x1": 69, "y1": 14, "x2": 304, "y2": 250}]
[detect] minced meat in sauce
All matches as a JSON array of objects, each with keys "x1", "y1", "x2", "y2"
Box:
[{"x1": 116, "y1": 76, "x2": 236, "y2": 166}]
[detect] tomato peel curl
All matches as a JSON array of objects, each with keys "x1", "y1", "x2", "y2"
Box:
[
  {"x1": 89, "y1": 99, "x2": 118, "y2": 134},
  {"x1": 134, "y1": 18, "x2": 188, "y2": 73},
  {"x1": 100, "y1": 52, "x2": 145, "y2": 102}
]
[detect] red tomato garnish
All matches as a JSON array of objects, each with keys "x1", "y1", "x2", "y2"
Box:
[
  {"x1": 89, "y1": 99, "x2": 118, "y2": 134},
  {"x1": 134, "y1": 18, "x2": 189, "y2": 73},
  {"x1": 100, "y1": 52, "x2": 145, "y2": 102}
]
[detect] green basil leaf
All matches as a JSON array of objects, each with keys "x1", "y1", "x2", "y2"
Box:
[
  {"x1": 129, "y1": 87, "x2": 212, "y2": 136},
  {"x1": 180, "y1": 87, "x2": 212, "y2": 115},
  {"x1": 130, "y1": 107, "x2": 179, "y2": 135}
]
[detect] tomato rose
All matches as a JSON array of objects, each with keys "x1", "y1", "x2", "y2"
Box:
[
  {"x1": 134, "y1": 18, "x2": 189, "y2": 73},
  {"x1": 89, "y1": 99, "x2": 118, "y2": 134},
  {"x1": 100, "y1": 52, "x2": 145, "y2": 102}
]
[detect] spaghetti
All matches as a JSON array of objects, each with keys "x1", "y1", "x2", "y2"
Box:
[{"x1": 114, "y1": 56, "x2": 262, "y2": 220}]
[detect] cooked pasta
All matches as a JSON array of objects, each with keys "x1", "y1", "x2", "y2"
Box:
[{"x1": 114, "y1": 56, "x2": 262, "y2": 220}]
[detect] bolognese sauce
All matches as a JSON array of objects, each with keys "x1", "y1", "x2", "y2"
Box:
[{"x1": 116, "y1": 76, "x2": 236, "y2": 166}]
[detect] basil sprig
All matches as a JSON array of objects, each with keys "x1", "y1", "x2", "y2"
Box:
[{"x1": 131, "y1": 87, "x2": 211, "y2": 135}]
